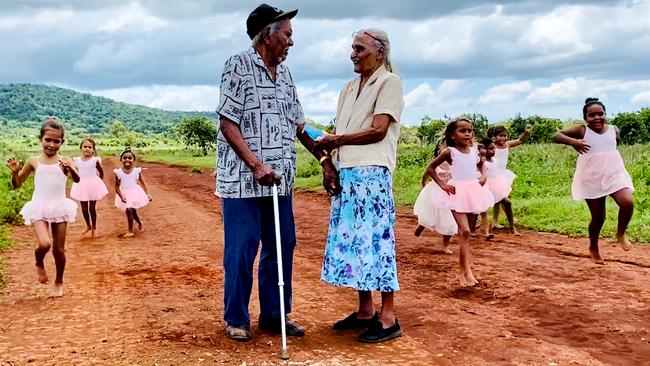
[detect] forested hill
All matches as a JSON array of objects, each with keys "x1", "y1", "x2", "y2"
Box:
[{"x1": 0, "y1": 84, "x2": 216, "y2": 134}]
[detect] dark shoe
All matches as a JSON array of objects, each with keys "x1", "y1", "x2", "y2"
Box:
[
  {"x1": 358, "y1": 319, "x2": 402, "y2": 343},
  {"x1": 225, "y1": 324, "x2": 251, "y2": 342},
  {"x1": 332, "y1": 311, "x2": 379, "y2": 330},
  {"x1": 259, "y1": 316, "x2": 305, "y2": 337}
]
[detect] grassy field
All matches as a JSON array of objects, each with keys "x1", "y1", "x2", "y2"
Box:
[{"x1": 135, "y1": 143, "x2": 650, "y2": 242}]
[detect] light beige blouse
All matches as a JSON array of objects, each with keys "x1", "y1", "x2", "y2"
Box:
[{"x1": 333, "y1": 65, "x2": 404, "y2": 173}]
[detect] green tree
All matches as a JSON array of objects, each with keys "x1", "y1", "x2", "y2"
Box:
[
  {"x1": 109, "y1": 120, "x2": 128, "y2": 139},
  {"x1": 176, "y1": 116, "x2": 217, "y2": 156},
  {"x1": 509, "y1": 114, "x2": 562, "y2": 143},
  {"x1": 611, "y1": 110, "x2": 650, "y2": 145},
  {"x1": 416, "y1": 115, "x2": 445, "y2": 145}
]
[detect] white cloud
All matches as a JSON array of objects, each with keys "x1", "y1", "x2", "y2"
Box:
[
  {"x1": 478, "y1": 81, "x2": 532, "y2": 104},
  {"x1": 91, "y1": 84, "x2": 219, "y2": 111},
  {"x1": 632, "y1": 91, "x2": 650, "y2": 103},
  {"x1": 526, "y1": 78, "x2": 584, "y2": 104},
  {"x1": 98, "y1": 3, "x2": 168, "y2": 33},
  {"x1": 404, "y1": 80, "x2": 466, "y2": 109}
]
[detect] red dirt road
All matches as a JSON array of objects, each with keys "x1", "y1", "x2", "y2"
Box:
[{"x1": 1, "y1": 157, "x2": 649, "y2": 365}]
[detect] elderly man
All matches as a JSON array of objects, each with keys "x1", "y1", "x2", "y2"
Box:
[{"x1": 216, "y1": 4, "x2": 339, "y2": 341}]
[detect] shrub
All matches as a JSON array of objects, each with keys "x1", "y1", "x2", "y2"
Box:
[{"x1": 509, "y1": 114, "x2": 563, "y2": 143}]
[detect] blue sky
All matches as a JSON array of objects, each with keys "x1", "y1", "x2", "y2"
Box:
[{"x1": 2, "y1": 0, "x2": 650, "y2": 125}]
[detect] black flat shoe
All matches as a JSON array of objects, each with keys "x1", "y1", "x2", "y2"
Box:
[
  {"x1": 358, "y1": 319, "x2": 402, "y2": 343},
  {"x1": 332, "y1": 311, "x2": 379, "y2": 330},
  {"x1": 259, "y1": 316, "x2": 305, "y2": 337}
]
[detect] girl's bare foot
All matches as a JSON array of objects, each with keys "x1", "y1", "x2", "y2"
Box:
[
  {"x1": 466, "y1": 271, "x2": 479, "y2": 286},
  {"x1": 511, "y1": 227, "x2": 520, "y2": 236},
  {"x1": 50, "y1": 283, "x2": 64, "y2": 297},
  {"x1": 91, "y1": 229, "x2": 97, "y2": 238},
  {"x1": 123, "y1": 231, "x2": 135, "y2": 238},
  {"x1": 485, "y1": 233, "x2": 494, "y2": 241},
  {"x1": 36, "y1": 266, "x2": 48, "y2": 284},
  {"x1": 458, "y1": 271, "x2": 470, "y2": 287},
  {"x1": 589, "y1": 248, "x2": 606, "y2": 265},
  {"x1": 442, "y1": 246, "x2": 454, "y2": 254},
  {"x1": 492, "y1": 224, "x2": 504, "y2": 230},
  {"x1": 138, "y1": 223, "x2": 144, "y2": 232},
  {"x1": 617, "y1": 235, "x2": 632, "y2": 251},
  {"x1": 82, "y1": 227, "x2": 92, "y2": 236},
  {"x1": 414, "y1": 225, "x2": 425, "y2": 237}
]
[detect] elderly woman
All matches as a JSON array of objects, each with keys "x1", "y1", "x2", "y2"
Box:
[{"x1": 314, "y1": 28, "x2": 404, "y2": 343}]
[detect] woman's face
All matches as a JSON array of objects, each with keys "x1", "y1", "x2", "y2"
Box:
[
  {"x1": 350, "y1": 34, "x2": 383, "y2": 75},
  {"x1": 584, "y1": 104, "x2": 606, "y2": 130}
]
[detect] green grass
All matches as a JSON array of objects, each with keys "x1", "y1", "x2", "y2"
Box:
[{"x1": 135, "y1": 143, "x2": 649, "y2": 242}]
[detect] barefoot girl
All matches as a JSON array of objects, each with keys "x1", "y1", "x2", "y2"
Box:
[
  {"x1": 553, "y1": 98, "x2": 634, "y2": 264},
  {"x1": 423, "y1": 118, "x2": 494, "y2": 286},
  {"x1": 114, "y1": 147, "x2": 151, "y2": 237},
  {"x1": 414, "y1": 141, "x2": 457, "y2": 254},
  {"x1": 480, "y1": 137, "x2": 517, "y2": 235},
  {"x1": 489, "y1": 124, "x2": 532, "y2": 232},
  {"x1": 5, "y1": 117, "x2": 79, "y2": 297},
  {"x1": 70, "y1": 138, "x2": 108, "y2": 238}
]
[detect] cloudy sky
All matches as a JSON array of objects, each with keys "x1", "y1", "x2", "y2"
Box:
[{"x1": 2, "y1": 0, "x2": 650, "y2": 125}]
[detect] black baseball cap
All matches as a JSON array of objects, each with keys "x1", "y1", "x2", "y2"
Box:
[{"x1": 246, "y1": 4, "x2": 298, "y2": 40}]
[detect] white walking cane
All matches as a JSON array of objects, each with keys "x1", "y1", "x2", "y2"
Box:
[{"x1": 272, "y1": 184, "x2": 290, "y2": 360}]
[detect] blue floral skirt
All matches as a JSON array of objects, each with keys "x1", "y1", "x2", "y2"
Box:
[{"x1": 321, "y1": 166, "x2": 399, "y2": 292}]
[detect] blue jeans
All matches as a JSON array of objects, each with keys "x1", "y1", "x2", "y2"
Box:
[{"x1": 222, "y1": 195, "x2": 296, "y2": 327}]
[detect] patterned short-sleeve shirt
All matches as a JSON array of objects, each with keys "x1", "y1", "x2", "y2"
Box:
[{"x1": 216, "y1": 47, "x2": 305, "y2": 198}]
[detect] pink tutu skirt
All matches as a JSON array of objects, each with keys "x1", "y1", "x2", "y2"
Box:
[
  {"x1": 486, "y1": 176, "x2": 512, "y2": 202},
  {"x1": 433, "y1": 179, "x2": 495, "y2": 214},
  {"x1": 413, "y1": 182, "x2": 457, "y2": 236},
  {"x1": 20, "y1": 198, "x2": 77, "y2": 225},
  {"x1": 572, "y1": 151, "x2": 634, "y2": 200},
  {"x1": 115, "y1": 186, "x2": 150, "y2": 211},
  {"x1": 70, "y1": 176, "x2": 109, "y2": 202}
]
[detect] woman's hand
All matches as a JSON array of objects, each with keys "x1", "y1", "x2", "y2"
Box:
[
  {"x1": 252, "y1": 162, "x2": 282, "y2": 186},
  {"x1": 6, "y1": 158, "x2": 21, "y2": 172},
  {"x1": 322, "y1": 161, "x2": 341, "y2": 196},
  {"x1": 441, "y1": 183, "x2": 455, "y2": 195},
  {"x1": 571, "y1": 138, "x2": 590, "y2": 154},
  {"x1": 314, "y1": 134, "x2": 342, "y2": 152}
]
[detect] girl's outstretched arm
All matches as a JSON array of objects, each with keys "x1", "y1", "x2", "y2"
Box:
[
  {"x1": 6, "y1": 157, "x2": 35, "y2": 189},
  {"x1": 507, "y1": 124, "x2": 533, "y2": 148},
  {"x1": 138, "y1": 173, "x2": 151, "y2": 199},
  {"x1": 553, "y1": 124, "x2": 590, "y2": 154},
  {"x1": 115, "y1": 173, "x2": 126, "y2": 203},
  {"x1": 59, "y1": 156, "x2": 80, "y2": 183},
  {"x1": 423, "y1": 148, "x2": 455, "y2": 194},
  {"x1": 96, "y1": 159, "x2": 104, "y2": 180}
]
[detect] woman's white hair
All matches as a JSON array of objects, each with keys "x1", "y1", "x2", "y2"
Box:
[
  {"x1": 251, "y1": 20, "x2": 283, "y2": 47},
  {"x1": 353, "y1": 28, "x2": 397, "y2": 74}
]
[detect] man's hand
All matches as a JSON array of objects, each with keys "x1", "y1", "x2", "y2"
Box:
[
  {"x1": 322, "y1": 160, "x2": 341, "y2": 196},
  {"x1": 253, "y1": 163, "x2": 281, "y2": 186}
]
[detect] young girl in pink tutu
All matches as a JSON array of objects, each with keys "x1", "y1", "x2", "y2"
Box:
[
  {"x1": 70, "y1": 138, "x2": 108, "y2": 238},
  {"x1": 489, "y1": 124, "x2": 532, "y2": 233},
  {"x1": 5, "y1": 117, "x2": 80, "y2": 297},
  {"x1": 480, "y1": 137, "x2": 516, "y2": 235},
  {"x1": 422, "y1": 118, "x2": 494, "y2": 286},
  {"x1": 553, "y1": 98, "x2": 634, "y2": 264},
  {"x1": 414, "y1": 142, "x2": 457, "y2": 254},
  {"x1": 114, "y1": 147, "x2": 151, "y2": 238}
]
